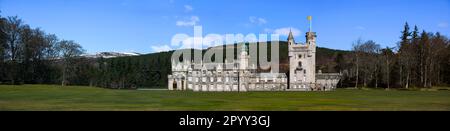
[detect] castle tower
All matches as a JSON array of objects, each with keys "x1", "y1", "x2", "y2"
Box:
[
  {"x1": 239, "y1": 43, "x2": 249, "y2": 92},
  {"x1": 288, "y1": 16, "x2": 317, "y2": 90},
  {"x1": 240, "y1": 43, "x2": 249, "y2": 70}
]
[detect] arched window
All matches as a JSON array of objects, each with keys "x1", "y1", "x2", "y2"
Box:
[{"x1": 297, "y1": 62, "x2": 303, "y2": 70}]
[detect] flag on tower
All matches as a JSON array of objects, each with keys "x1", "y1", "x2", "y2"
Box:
[{"x1": 307, "y1": 16, "x2": 312, "y2": 32}]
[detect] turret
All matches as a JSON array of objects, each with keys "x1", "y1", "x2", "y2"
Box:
[
  {"x1": 240, "y1": 43, "x2": 249, "y2": 70},
  {"x1": 306, "y1": 32, "x2": 316, "y2": 45},
  {"x1": 288, "y1": 29, "x2": 295, "y2": 45}
]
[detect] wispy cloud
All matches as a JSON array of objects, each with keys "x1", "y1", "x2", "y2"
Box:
[
  {"x1": 438, "y1": 22, "x2": 448, "y2": 28},
  {"x1": 176, "y1": 16, "x2": 200, "y2": 27},
  {"x1": 273, "y1": 27, "x2": 301, "y2": 36},
  {"x1": 355, "y1": 26, "x2": 366, "y2": 30},
  {"x1": 170, "y1": 33, "x2": 273, "y2": 50},
  {"x1": 249, "y1": 16, "x2": 267, "y2": 25},
  {"x1": 263, "y1": 28, "x2": 272, "y2": 33},
  {"x1": 151, "y1": 45, "x2": 172, "y2": 52},
  {"x1": 184, "y1": 5, "x2": 193, "y2": 12},
  {"x1": 173, "y1": 35, "x2": 225, "y2": 49}
]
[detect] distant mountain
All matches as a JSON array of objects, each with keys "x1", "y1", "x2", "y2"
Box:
[{"x1": 82, "y1": 52, "x2": 142, "y2": 58}]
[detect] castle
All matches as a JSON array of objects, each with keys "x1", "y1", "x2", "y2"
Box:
[{"x1": 168, "y1": 18, "x2": 341, "y2": 92}]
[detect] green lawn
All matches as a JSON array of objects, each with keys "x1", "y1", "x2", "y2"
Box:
[{"x1": 0, "y1": 85, "x2": 449, "y2": 111}]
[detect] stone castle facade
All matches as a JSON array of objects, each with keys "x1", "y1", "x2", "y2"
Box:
[{"x1": 168, "y1": 27, "x2": 341, "y2": 92}]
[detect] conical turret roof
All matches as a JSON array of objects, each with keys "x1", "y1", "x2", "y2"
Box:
[{"x1": 288, "y1": 29, "x2": 294, "y2": 41}]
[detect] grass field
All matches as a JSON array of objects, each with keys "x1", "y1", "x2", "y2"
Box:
[{"x1": 0, "y1": 85, "x2": 449, "y2": 111}]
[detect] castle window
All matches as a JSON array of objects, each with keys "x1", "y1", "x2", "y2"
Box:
[
  {"x1": 297, "y1": 62, "x2": 303, "y2": 70},
  {"x1": 298, "y1": 54, "x2": 302, "y2": 58}
]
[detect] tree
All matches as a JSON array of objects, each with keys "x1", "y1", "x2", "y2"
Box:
[
  {"x1": 43, "y1": 34, "x2": 59, "y2": 59},
  {"x1": 411, "y1": 26, "x2": 422, "y2": 87},
  {"x1": 0, "y1": 14, "x2": 7, "y2": 81},
  {"x1": 0, "y1": 14, "x2": 6, "y2": 59},
  {"x1": 361, "y1": 40, "x2": 380, "y2": 87},
  {"x1": 422, "y1": 32, "x2": 447, "y2": 88},
  {"x1": 400, "y1": 22, "x2": 411, "y2": 49},
  {"x1": 398, "y1": 22, "x2": 410, "y2": 88},
  {"x1": 442, "y1": 36, "x2": 450, "y2": 84},
  {"x1": 430, "y1": 32, "x2": 449, "y2": 85},
  {"x1": 4, "y1": 16, "x2": 24, "y2": 84},
  {"x1": 381, "y1": 47, "x2": 395, "y2": 88},
  {"x1": 4, "y1": 16, "x2": 23, "y2": 61},
  {"x1": 398, "y1": 24, "x2": 420, "y2": 88},
  {"x1": 352, "y1": 38, "x2": 363, "y2": 88},
  {"x1": 334, "y1": 53, "x2": 343, "y2": 70},
  {"x1": 352, "y1": 39, "x2": 380, "y2": 88},
  {"x1": 418, "y1": 30, "x2": 430, "y2": 87},
  {"x1": 57, "y1": 40, "x2": 84, "y2": 86}
]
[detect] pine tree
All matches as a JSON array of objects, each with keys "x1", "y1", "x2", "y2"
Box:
[
  {"x1": 420, "y1": 30, "x2": 432, "y2": 87},
  {"x1": 400, "y1": 22, "x2": 411, "y2": 46},
  {"x1": 398, "y1": 22, "x2": 411, "y2": 88}
]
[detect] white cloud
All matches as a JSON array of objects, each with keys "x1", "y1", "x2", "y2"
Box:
[
  {"x1": 184, "y1": 5, "x2": 193, "y2": 12},
  {"x1": 438, "y1": 22, "x2": 448, "y2": 28},
  {"x1": 181, "y1": 37, "x2": 205, "y2": 49},
  {"x1": 171, "y1": 33, "x2": 271, "y2": 50},
  {"x1": 176, "y1": 35, "x2": 225, "y2": 49},
  {"x1": 273, "y1": 27, "x2": 301, "y2": 36},
  {"x1": 355, "y1": 26, "x2": 366, "y2": 30},
  {"x1": 176, "y1": 16, "x2": 200, "y2": 27},
  {"x1": 249, "y1": 16, "x2": 267, "y2": 25},
  {"x1": 151, "y1": 45, "x2": 173, "y2": 52},
  {"x1": 263, "y1": 28, "x2": 272, "y2": 33}
]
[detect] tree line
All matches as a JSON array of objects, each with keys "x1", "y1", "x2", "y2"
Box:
[
  {"x1": 335, "y1": 22, "x2": 450, "y2": 88},
  {"x1": 0, "y1": 13, "x2": 85, "y2": 86},
  {"x1": 0, "y1": 13, "x2": 174, "y2": 88}
]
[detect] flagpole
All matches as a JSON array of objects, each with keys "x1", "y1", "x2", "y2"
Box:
[
  {"x1": 308, "y1": 16, "x2": 312, "y2": 32},
  {"x1": 310, "y1": 17, "x2": 312, "y2": 32}
]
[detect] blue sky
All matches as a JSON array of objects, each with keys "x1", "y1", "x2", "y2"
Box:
[{"x1": 1, "y1": 0, "x2": 449, "y2": 53}]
